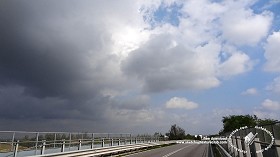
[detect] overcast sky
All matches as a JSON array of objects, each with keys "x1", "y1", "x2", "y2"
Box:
[{"x1": 0, "y1": 0, "x2": 280, "y2": 135}]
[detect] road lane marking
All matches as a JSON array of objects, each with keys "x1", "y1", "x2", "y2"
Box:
[{"x1": 162, "y1": 145, "x2": 193, "y2": 157}]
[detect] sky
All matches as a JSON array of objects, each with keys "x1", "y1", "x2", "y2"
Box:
[{"x1": 0, "y1": 0, "x2": 280, "y2": 135}]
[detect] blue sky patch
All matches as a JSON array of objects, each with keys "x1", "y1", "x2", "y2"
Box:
[{"x1": 143, "y1": 2, "x2": 183, "y2": 28}]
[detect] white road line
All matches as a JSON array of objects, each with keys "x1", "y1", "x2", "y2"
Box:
[{"x1": 162, "y1": 145, "x2": 193, "y2": 157}]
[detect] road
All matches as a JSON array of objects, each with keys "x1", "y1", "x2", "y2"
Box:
[{"x1": 127, "y1": 143, "x2": 209, "y2": 157}]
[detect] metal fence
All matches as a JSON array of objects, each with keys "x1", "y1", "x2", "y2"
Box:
[
  {"x1": 0, "y1": 131, "x2": 160, "y2": 157},
  {"x1": 220, "y1": 122, "x2": 280, "y2": 157}
]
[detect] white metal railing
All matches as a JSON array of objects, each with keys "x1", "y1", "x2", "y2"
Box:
[
  {"x1": 220, "y1": 122, "x2": 280, "y2": 157},
  {"x1": 0, "y1": 131, "x2": 162, "y2": 157}
]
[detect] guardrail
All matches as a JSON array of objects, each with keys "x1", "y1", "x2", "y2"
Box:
[
  {"x1": 220, "y1": 122, "x2": 280, "y2": 157},
  {"x1": 0, "y1": 131, "x2": 161, "y2": 157},
  {"x1": 27, "y1": 143, "x2": 164, "y2": 157}
]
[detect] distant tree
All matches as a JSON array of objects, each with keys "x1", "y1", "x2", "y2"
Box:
[
  {"x1": 38, "y1": 135, "x2": 44, "y2": 141},
  {"x1": 61, "y1": 134, "x2": 67, "y2": 140},
  {"x1": 154, "y1": 132, "x2": 160, "y2": 137},
  {"x1": 154, "y1": 132, "x2": 164, "y2": 140},
  {"x1": 154, "y1": 132, "x2": 164, "y2": 138},
  {"x1": 220, "y1": 114, "x2": 278, "y2": 134},
  {"x1": 220, "y1": 115, "x2": 257, "y2": 134},
  {"x1": 83, "y1": 133, "x2": 89, "y2": 139},
  {"x1": 168, "y1": 124, "x2": 186, "y2": 140},
  {"x1": 165, "y1": 133, "x2": 170, "y2": 137},
  {"x1": 195, "y1": 135, "x2": 201, "y2": 141},
  {"x1": 74, "y1": 134, "x2": 83, "y2": 140},
  {"x1": 185, "y1": 134, "x2": 196, "y2": 140},
  {"x1": 45, "y1": 134, "x2": 55, "y2": 141},
  {"x1": 256, "y1": 118, "x2": 278, "y2": 126},
  {"x1": 21, "y1": 135, "x2": 32, "y2": 148},
  {"x1": 56, "y1": 134, "x2": 62, "y2": 140},
  {"x1": 23, "y1": 135, "x2": 29, "y2": 141}
]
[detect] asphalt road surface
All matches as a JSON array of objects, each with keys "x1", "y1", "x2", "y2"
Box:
[{"x1": 127, "y1": 143, "x2": 209, "y2": 157}]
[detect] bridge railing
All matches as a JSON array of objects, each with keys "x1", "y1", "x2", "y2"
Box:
[
  {"x1": 219, "y1": 122, "x2": 280, "y2": 157},
  {"x1": 0, "y1": 131, "x2": 161, "y2": 157}
]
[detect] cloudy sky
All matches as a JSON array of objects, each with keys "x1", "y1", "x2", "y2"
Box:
[{"x1": 0, "y1": 0, "x2": 280, "y2": 135}]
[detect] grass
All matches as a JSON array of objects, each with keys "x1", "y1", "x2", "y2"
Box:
[
  {"x1": 0, "y1": 143, "x2": 12, "y2": 152},
  {"x1": 0, "y1": 143, "x2": 29, "y2": 153}
]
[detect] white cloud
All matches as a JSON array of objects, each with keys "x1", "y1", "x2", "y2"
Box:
[
  {"x1": 177, "y1": 0, "x2": 225, "y2": 48},
  {"x1": 121, "y1": 0, "x2": 268, "y2": 93},
  {"x1": 266, "y1": 76, "x2": 280, "y2": 93},
  {"x1": 221, "y1": 3, "x2": 273, "y2": 46},
  {"x1": 218, "y1": 52, "x2": 254, "y2": 77},
  {"x1": 178, "y1": 0, "x2": 271, "y2": 47},
  {"x1": 264, "y1": 31, "x2": 280, "y2": 72},
  {"x1": 253, "y1": 99, "x2": 280, "y2": 121},
  {"x1": 111, "y1": 26, "x2": 150, "y2": 59},
  {"x1": 262, "y1": 99, "x2": 280, "y2": 110},
  {"x1": 165, "y1": 97, "x2": 198, "y2": 110},
  {"x1": 242, "y1": 88, "x2": 258, "y2": 95},
  {"x1": 122, "y1": 36, "x2": 221, "y2": 92}
]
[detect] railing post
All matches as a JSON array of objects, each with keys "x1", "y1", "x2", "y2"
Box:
[
  {"x1": 69, "y1": 133, "x2": 71, "y2": 151},
  {"x1": 120, "y1": 134, "x2": 122, "y2": 145},
  {"x1": 11, "y1": 132, "x2": 15, "y2": 152},
  {"x1": 41, "y1": 140, "x2": 46, "y2": 155},
  {"x1": 13, "y1": 140, "x2": 19, "y2": 157},
  {"x1": 118, "y1": 139, "x2": 120, "y2": 145},
  {"x1": 135, "y1": 138, "x2": 137, "y2": 144},
  {"x1": 61, "y1": 139, "x2": 65, "y2": 152},
  {"x1": 254, "y1": 138, "x2": 263, "y2": 157},
  {"x1": 91, "y1": 133, "x2": 94, "y2": 149},
  {"x1": 236, "y1": 137, "x2": 243, "y2": 157},
  {"x1": 54, "y1": 133, "x2": 56, "y2": 148},
  {"x1": 245, "y1": 142, "x2": 251, "y2": 157},
  {"x1": 35, "y1": 132, "x2": 39, "y2": 155},
  {"x1": 110, "y1": 138, "x2": 114, "y2": 146},
  {"x1": 78, "y1": 139, "x2": 82, "y2": 150},
  {"x1": 101, "y1": 138, "x2": 105, "y2": 147},
  {"x1": 232, "y1": 136, "x2": 237, "y2": 156}
]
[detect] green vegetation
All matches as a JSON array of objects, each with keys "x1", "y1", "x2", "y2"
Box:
[
  {"x1": 220, "y1": 114, "x2": 278, "y2": 134},
  {"x1": 220, "y1": 115, "x2": 257, "y2": 134},
  {"x1": 166, "y1": 124, "x2": 186, "y2": 140},
  {"x1": 185, "y1": 134, "x2": 196, "y2": 140},
  {"x1": 164, "y1": 124, "x2": 199, "y2": 140},
  {"x1": 256, "y1": 118, "x2": 278, "y2": 126}
]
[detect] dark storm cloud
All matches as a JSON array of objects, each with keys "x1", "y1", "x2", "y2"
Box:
[
  {"x1": 0, "y1": 0, "x2": 122, "y2": 130},
  {"x1": 0, "y1": 1, "x2": 113, "y2": 99},
  {"x1": 112, "y1": 95, "x2": 150, "y2": 111},
  {"x1": 0, "y1": 86, "x2": 110, "y2": 121}
]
